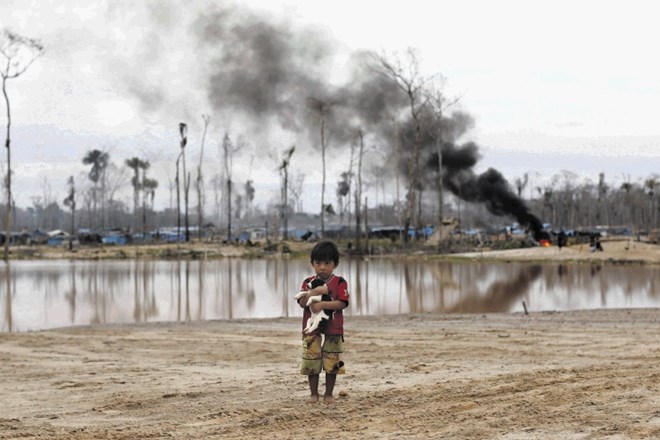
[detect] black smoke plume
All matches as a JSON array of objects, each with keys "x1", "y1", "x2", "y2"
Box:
[
  {"x1": 434, "y1": 141, "x2": 548, "y2": 241},
  {"x1": 194, "y1": 4, "x2": 332, "y2": 131},
  {"x1": 390, "y1": 105, "x2": 547, "y2": 241},
  {"x1": 118, "y1": 1, "x2": 548, "y2": 238}
]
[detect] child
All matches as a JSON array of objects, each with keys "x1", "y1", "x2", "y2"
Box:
[{"x1": 296, "y1": 240, "x2": 349, "y2": 404}]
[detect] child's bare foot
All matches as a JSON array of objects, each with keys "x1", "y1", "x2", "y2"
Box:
[
  {"x1": 307, "y1": 394, "x2": 320, "y2": 404},
  {"x1": 323, "y1": 395, "x2": 335, "y2": 404}
]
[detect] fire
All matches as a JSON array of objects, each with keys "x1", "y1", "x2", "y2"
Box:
[{"x1": 539, "y1": 239, "x2": 551, "y2": 247}]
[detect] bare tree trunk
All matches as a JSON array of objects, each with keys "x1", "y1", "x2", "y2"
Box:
[
  {"x1": 355, "y1": 130, "x2": 364, "y2": 250},
  {"x1": 220, "y1": 133, "x2": 243, "y2": 243},
  {"x1": 178, "y1": 123, "x2": 189, "y2": 242},
  {"x1": 410, "y1": 109, "x2": 423, "y2": 237},
  {"x1": 435, "y1": 127, "x2": 443, "y2": 241},
  {"x1": 141, "y1": 168, "x2": 146, "y2": 236},
  {"x1": 196, "y1": 115, "x2": 210, "y2": 240},
  {"x1": 226, "y1": 177, "x2": 231, "y2": 242},
  {"x1": 1, "y1": 30, "x2": 43, "y2": 258},
  {"x1": 101, "y1": 169, "x2": 107, "y2": 230},
  {"x1": 364, "y1": 196, "x2": 369, "y2": 253},
  {"x1": 391, "y1": 119, "x2": 403, "y2": 242},
  {"x1": 185, "y1": 170, "x2": 190, "y2": 243},
  {"x1": 176, "y1": 155, "x2": 181, "y2": 242},
  {"x1": 132, "y1": 170, "x2": 138, "y2": 232},
  {"x1": 417, "y1": 187, "x2": 423, "y2": 238},
  {"x1": 320, "y1": 114, "x2": 326, "y2": 237},
  {"x1": 279, "y1": 146, "x2": 295, "y2": 242},
  {"x1": 3, "y1": 77, "x2": 12, "y2": 259},
  {"x1": 282, "y1": 172, "x2": 288, "y2": 240}
]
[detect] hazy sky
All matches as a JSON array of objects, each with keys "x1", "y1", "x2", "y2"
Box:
[{"x1": 1, "y1": 0, "x2": 658, "y2": 212}]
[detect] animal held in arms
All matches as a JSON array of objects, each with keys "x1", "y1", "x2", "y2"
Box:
[{"x1": 294, "y1": 278, "x2": 333, "y2": 334}]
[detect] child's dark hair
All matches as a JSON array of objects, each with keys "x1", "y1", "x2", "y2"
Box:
[{"x1": 310, "y1": 240, "x2": 340, "y2": 266}]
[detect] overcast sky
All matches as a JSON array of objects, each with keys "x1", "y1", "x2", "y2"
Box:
[{"x1": 1, "y1": 0, "x2": 658, "y2": 213}]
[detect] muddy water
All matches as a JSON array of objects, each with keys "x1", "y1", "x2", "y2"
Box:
[{"x1": 1, "y1": 258, "x2": 658, "y2": 332}]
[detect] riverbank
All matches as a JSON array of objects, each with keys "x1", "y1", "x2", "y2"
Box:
[
  {"x1": 7, "y1": 236, "x2": 660, "y2": 265},
  {"x1": 1, "y1": 309, "x2": 659, "y2": 439}
]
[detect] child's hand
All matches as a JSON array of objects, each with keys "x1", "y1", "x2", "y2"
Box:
[{"x1": 309, "y1": 301, "x2": 325, "y2": 314}]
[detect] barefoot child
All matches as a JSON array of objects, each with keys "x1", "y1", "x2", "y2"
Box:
[{"x1": 296, "y1": 240, "x2": 349, "y2": 403}]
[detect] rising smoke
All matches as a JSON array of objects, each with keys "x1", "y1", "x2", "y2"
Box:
[
  {"x1": 119, "y1": 0, "x2": 546, "y2": 237},
  {"x1": 440, "y1": 142, "x2": 546, "y2": 240},
  {"x1": 193, "y1": 3, "x2": 333, "y2": 131}
]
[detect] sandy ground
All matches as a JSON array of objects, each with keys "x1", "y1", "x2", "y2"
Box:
[
  {"x1": 1, "y1": 309, "x2": 659, "y2": 439},
  {"x1": 1, "y1": 240, "x2": 659, "y2": 439}
]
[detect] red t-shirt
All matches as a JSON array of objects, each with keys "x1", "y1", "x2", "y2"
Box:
[{"x1": 299, "y1": 274, "x2": 349, "y2": 335}]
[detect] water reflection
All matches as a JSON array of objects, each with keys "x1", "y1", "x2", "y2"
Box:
[
  {"x1": 0, "y1": 259, "x2": 658, "y2": 332},
  {"x1": 445, "y1": 265, "x2": 543, "y2": 313},
  {"x1": 3, "y1": 261, "x2": 11, "y2": 332}
]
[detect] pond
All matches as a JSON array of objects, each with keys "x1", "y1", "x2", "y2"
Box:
[{"x1": 1, "y1": 258, "x2": 658, "y2": 332}]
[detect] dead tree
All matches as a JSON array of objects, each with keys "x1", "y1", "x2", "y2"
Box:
[
  {"x1": 308, "y1": 97, "x2": 337, "y2": 237},
  {"x1": 179, "y1": 123, "x2": 189, "y2": 242},
  {"x1": 354, "y1": 130, "x2": 365, "y2": 249},
  {"x1": 175, "y1": 151, "x2": 183, "y2": 241},
  {"x1": 63, "y1": 176, "x2": 76, "y2": 248},
  {"x1": 1, "y1": 29, "x2": 44, "y2": 258},
  {"x1": 279, "y1": 146, "x2": 295, "y2": 240},
  {"x1": 196, "y1": 114, "x2": 210, "y2": 240},
  {"x1": 371, "y1": 49, "x2": 435, "y2": 243},
  {"x1": 220, "y1": 133, "x2": 243, "y2": 242},
  {"x1": 428, "y1": 87, "x2": 460, "y2": 243}
]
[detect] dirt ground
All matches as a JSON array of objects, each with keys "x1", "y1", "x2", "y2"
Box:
[
  {"x1": 1, "y1": 240, "x2": 659, "y2": 439},
  {"x1": 1, "y1": 310, "x2": 659, "y2": 439}
]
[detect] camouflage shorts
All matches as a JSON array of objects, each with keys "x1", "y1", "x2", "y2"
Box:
[{"x1": 300, "y1": 334, "x2": 345, "y2": 375}]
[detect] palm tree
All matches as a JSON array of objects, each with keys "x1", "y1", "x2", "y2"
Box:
[
  {"x1": 621, "y1": 180, "x2": 634, "y2": 228},
  {"x1": 82, "y1": 149, "x2": 109, "y2": 230},
  {"x1": 63, "y1": 176, "x2": 76, "y2": 247},
  {"x1": 144, "y1": 178, "x2": 158, "y2": 211},
  {"x1": 125, "y1": 157, "x2": 148, "y2": 232},
  {"x1": 142, "y1": 177, "x2": 157, "y2": 236}
]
